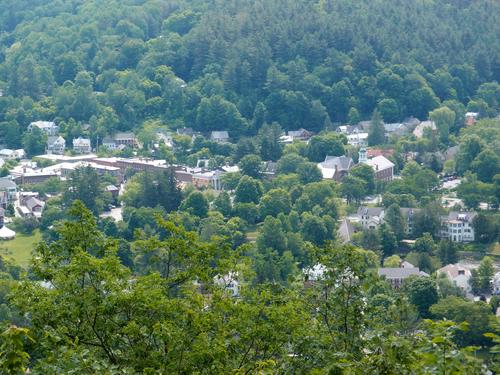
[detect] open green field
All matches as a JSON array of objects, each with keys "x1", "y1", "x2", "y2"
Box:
[{"x1": 0, "y1": 230, "x2": 42, "y2": 267}]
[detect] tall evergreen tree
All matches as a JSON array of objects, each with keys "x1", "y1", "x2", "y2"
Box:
[{"x1": 368, "y1": 109, "x2": 385, "y2": 146}]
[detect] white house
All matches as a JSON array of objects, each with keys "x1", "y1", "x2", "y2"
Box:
[
  {"x1": 412, "y1": 120, "x2": 436, "y2": 138},
  {"x1": 356, "y1": 207, "x2": 385, "y2": 230},
  {"x1": 359, "y1": 148, "x2": 394, "y2": 181},
  {"x1": 347, "y1": 132, "x2": 368, "y2": 147},
  {"x1": 214, "y1": 272, "x2": 240, "y2": 297},
  {"x1": 437, "y1": 264, "x2": 472, "y2": 295},
  {"x1": 28, "y1": 121, "x2": 59, "y2": 136},
  {"x1": 102, "y1": 138, "x2": 117, "y2": 150},
  {"x1": 317, "y1": 155, "x2": 354, "y2": 181},
  {"x1": 72, "y1": 137, "x2": 92, "y2": 154},
  {"x1": 440, "y1": 211, "x2": 476, "y2": 243},
  {"x1": 0, "y1": 149, "x2": 25, "y2": 160},
  {"x1": 47, "y1": 136, "x2": 66, "y2": 155},
  {"x1": 210, "y1": 131, "x2": 230, "y2": 143}
]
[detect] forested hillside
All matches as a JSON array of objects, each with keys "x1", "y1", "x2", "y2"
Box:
[
  {"x1": 0, "y1": 1, "x2": 500, "y2": 373},
  {"x1": 0, "y1": 0, "x2": 499, "y2": 144}
]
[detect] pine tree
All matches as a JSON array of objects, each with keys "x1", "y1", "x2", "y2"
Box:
[{"x1": 368, "y1": 109, "x2": 385, "y2": 146}]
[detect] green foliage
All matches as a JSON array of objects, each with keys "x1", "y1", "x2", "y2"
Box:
[
  {"x1": 180, "y1": 191, "x2": 209, "y2": 218},
  {"x1": 238, "y1": 154, "x2": 262, "y2": 178},
  {"x1": 234, "y1": 176, "x2": 263, "y2": 204},
  {"x1": 469, "y1": 256, "x2": 495, "y2": 295},
  {"x1": 259, "y1": 189, "x2": 291, "y2": 218},
  {"x1": 414, "y1": 233, "x2": 436, "y2": 253},
  {"x1": 430, "y1": 297, "x2": 494, "y2": 347},
  {"x1": 296, "y1": 162, "x2": 322, "y2": 184},
  {"x1": 368, "y1": 109, "x2": 385, "y2": 146},
  {"x1": 306, "y1": 133, "x2": 345, "y2": 162},
  {"x1": 0, "y1": 326, "x2": 33, "y2": 375},
  {"x1": 403, "y1": 277, "x2": 438, "y2": 318},
  {"x1": 437, "y1": 240, "x2": 459, "y2": 265},
  {"x1": 22, "y1": 127, "x2": 47, "y2": 157}
]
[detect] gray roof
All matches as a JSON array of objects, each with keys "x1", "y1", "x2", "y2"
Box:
[
  {"x1": 177, "y1": 127, "x2": 194, "y2": 136},
  {"x1": 211, "y1": 131, "x2": 229, "y2": 139},
  {"x1": 47, "y1": 136, "x2": 65, "y2": 144},
  {"x1": 378, "y1": 267, "x2": 422, "y2": 279},
  {"x1": 114, "y1": 132, "x2": 135, "y2": 140},
  {"x1": 320, "y1": 156, "x2": 354, "y2": 171},
  {"x1": 336, "y1": 125, "x2": 360, "y2": 134},
  {"x1": 357, "y1": 206, "x2": 384, "y2": 217},
  {"x1": 338, "y1": 218, "x2": 355, "y2": 243},
  {"x1": 25, "y1": 197, "x2": 43, "y2": 211},
  {"x1": 288, "y1": 128, "x2": 313, "y2": 137},
  {"x1": 0, "y1": 178, "x2": 16, "y2": 190},
  {"x1": 384, "y1": 123, "x2": 404, "y2": 132},
  {"x1": 446, "y1": 211, "x2": 477, "y2": 222}
]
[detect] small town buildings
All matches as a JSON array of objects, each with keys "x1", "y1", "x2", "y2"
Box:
[
  {"x1": 384, "y1": 123, "x2": 411, "y2": 137},
  {"x1": 0, "y1": 208, "x2": 15, "y2": 240},
  {"x1": 336, "y1": 125, "x2": 360, "y2": 135},
  {"x1": 114, "y1": 132, "x2": 137, "y2": 148},
  {"x1": 28, "y1": 121, "x2": 59, "y2": 136},
  {"x1": 440, "y1": 211, "x2": 476, "y2": 242},
  {"x1": 176, "y1": 127, "x2": 194, "y2": 137},
  {"x1": 60, "y1": 162, "x2": 122, "y2": 180},
  {"x1": 210, "y1": 131, "x2": 230, "y2": 143},
  {"x1": 0, "y1": 178, "x2": 16, "y2": 201},
  {"x1": 378, "y1": 267, "x2": 428, "y2": 288},
  {"x1": 192, "y1": 170, "x2": 224, "y2": 190},
  {"x1": 347, "y1": 132, "x2": 368, "y2": 147},
  {"x1": 12, "y1": 170, "x2": 60, "y2": 185},
  {"x1": 261, "y1": 161, "x2": 278, "y2": 180},
  {"x1": 72, "y1": 137, "x2": 92, "y2": 154},
  {"x1": 366, "y1": 148, "x2": 395, "y2": 159},
  {"x1": 359, "y1": 148, "x2": 394, "y2": 181},
  {"x1": 106, "y1": 185, "x2": 120, "y2": 199},
  {"x1": 0, "y1": 149, "x2": 25, "y2": 160},
  {"x1": 102, "y1": 138, "x2": 117, "y2": 150},
  {"x1": 47, "y1": 136, "x2": 66, "y2": 155},
  {"x1": 36, "y1": 154, "x2": 97, "y2": 163},
  {"x1": 24, "y1": 197, "x2": 44, "y2": 218},
  {"x1": 287, "y1": 128, "x2": 314, "y2": 141},
  {"x1": 318, "y1": 155, "x2": 354, "y2": 181},
  {"x1": 355, "y1": 206, "x2": 421, "y2": 235},
  {"x1": 437, "y1": 264, "x2": 472, "y2": 295},
  {"x1": 357, "y1": 207, "x2": 385, "y2": 230},
  {"x1": 412, "y1": 120, "x2": 436, "y2": 138}
]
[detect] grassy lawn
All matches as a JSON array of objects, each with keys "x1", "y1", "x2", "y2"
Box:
[
  {"x1": 0, "y1": 230, "x2": 42, "y2": 267},
  {"x1": 488, "y1": 243, "x2": 500, "y2": 259}
]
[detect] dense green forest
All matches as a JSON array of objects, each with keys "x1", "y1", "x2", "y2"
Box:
[
  {"x1": 0, "y1": 0, "x2": 499, "y2": 145},
  {"x1": 0, "y1": 0, "x2": 500, "y2": 372}
]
